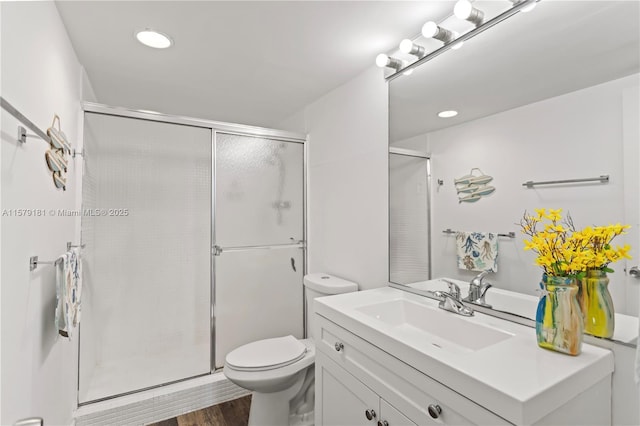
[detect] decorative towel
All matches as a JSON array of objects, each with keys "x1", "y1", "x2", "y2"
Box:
[
  {"x1": 68, "y1": 247, "x2": 82, "y2": 330},
  {"x1": 54, "y1": 248, "x2": 82, "y2": 339},
  {"x1": 55, "y1": 253, "x2": 69, "y2": 338},
  {"x1": 456, "y1": 231, "x2": 498, "y2": 272}
]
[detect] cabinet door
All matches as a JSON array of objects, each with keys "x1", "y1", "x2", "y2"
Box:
[
  {"x1": 317, "y1": 351, "x2": 379, "y2": 426},
  {"x1": 380, "y1": 399, "x2": 417, "y2": 426}
]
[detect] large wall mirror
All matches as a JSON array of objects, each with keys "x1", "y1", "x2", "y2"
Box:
[{"x1": 388, "y1": 0, "x2": 640, "y2": 326}]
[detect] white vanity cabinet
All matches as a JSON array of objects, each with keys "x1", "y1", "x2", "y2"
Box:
[
  {"x1": 317, "y1": 351, "x2": 416, "y2": 426},
  {"x1": 314, "y1": 292, "x2": 614, "y2": 426},
  {"x1": 315, "y1": 314, "x2": 508, "y2": 426}
]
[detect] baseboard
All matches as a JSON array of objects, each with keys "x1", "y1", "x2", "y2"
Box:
[{"x1": 74, "y1": 372, "x2": 250, "y2": 426}]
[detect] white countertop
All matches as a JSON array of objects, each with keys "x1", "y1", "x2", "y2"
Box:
[
  {"x1": 406, "y1": 277, "x2": 639, "y2": 345},
  {"x1": 314, "y1": 286, "x2": 614, "y2": 425}
]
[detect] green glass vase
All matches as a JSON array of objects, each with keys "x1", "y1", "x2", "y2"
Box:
[
  {"x1": 579, "y1": 270, "x2": 615, "y2": 338},
  {"x1": 536, "y1": 274, "x2": 583, "y2": 356}
]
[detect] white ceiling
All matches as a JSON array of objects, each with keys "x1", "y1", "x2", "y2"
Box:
[
  {"x1": 55, "y1": 1, "x2": 454, "y2": 129},
  {"x1": 389, "y1": 0, "x2": 640, "y2": 142}
]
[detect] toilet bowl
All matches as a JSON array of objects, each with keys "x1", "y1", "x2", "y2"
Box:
[{"x1": 223, "y1": 273, "x2": 358, "y2": 426}]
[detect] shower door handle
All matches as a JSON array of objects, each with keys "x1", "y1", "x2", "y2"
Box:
[{"x1": 212, "y1": 242, "x2": 305, "y2": 256}]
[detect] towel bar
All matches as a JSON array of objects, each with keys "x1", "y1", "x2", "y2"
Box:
[
  {"x1": 67, "y1": 242, "x2": 85, "y2": 251},
  {"x1": 442, "y1": 228, "x2": 515, "y2": 238},
  {"x1": 29, "y1": 256, "x2": 60, "y2": 271}
]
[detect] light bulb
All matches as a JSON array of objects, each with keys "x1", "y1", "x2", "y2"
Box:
[
  {"x1": 422, "y1": 21, "x2": 455, "y2": 44},
  {"x1": 375, "y1": 54, "x2": 403, "y2": 71},
  {"x1": 399, "y1": 39, "x2": 425, "y2": 57},
  {"x1": 135, "y1": 29, "x2": 173, "y2": 49},
  {"x1": 399, "y1": 39, "x2": 413, "y2": 54},
  {"x1": 454, "y1": 0, "x2": 473, "y2": 19},
  {"x1": 376, "y1": 54, "x2": 390, "y2": 68},
  {"x1": 421, "y1": 21, "x2": 439, "y2": 38},
  {"x1": 454, "y1": 0, "x2": 484, "y2": 26}
]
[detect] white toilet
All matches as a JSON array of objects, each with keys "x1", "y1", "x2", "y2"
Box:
[{"x1": 223, "y1": 273, "x2": 358, "y2": 426}]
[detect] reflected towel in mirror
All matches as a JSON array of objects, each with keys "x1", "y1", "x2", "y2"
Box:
[{"x1": 456, "y1": 231, "x2": 498, "y2": 273}]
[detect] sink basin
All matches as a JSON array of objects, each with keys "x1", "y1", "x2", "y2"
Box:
[{"x1": 356, "y1": 299, "x2": 513, "y2": 352}]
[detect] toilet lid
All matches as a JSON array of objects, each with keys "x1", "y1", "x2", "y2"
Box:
[{"x1": 226, "y1": 335, "x2": 307, "y2": 371}]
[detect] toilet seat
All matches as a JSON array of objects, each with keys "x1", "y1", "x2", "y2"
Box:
[{"x1": 226, "y1": 335, "x2": 307, "y2": 372}]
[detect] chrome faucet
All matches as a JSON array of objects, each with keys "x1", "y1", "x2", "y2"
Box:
[
  {"x1": 434, "y1": 280, "x2": 474, "y2": 317},
  {"x1": 463, "y1": 271, "x2": 493, "y2": 308}
]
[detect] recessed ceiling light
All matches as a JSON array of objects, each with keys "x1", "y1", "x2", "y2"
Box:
[
  {"x1": 438, "y1": 110, "x2": 458, "y2": 118},
  {"x1": 135, "y1": 29, "x2": 173, "y2": 49}
]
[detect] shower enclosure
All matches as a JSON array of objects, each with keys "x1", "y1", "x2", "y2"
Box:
[
  {"x1": 79, "y1": 105, "x2": 305, "y2": 404},
  {"x1": 389, "y1": 148, "x2": 431, "y2": 285}
]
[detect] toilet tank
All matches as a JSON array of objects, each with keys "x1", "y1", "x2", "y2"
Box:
[{"x1": 304, "y1": 273, "x2": 358, "y2": 339}]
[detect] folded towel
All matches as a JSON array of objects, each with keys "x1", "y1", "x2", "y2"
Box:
[{"x1": 456, "y1": 231, "x2": 498, "y2": 272}]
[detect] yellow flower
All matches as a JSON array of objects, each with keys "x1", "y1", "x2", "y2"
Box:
[
  {"x1": 546, "y1": 208, "x2": 562, "y2": 222},
  {"x1": 617, "y1": 244, "x2": 632, "y2": 260},
  {"x1": 519, "y1": 208, "x2": 632, "y2": 277}
]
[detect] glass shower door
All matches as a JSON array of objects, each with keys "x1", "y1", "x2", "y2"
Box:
[
  {"x1": 389, "y1": 152, "x2": 431, "y2": 284},
  {"x1": 79, "y1": 113, "x2": 212, "y2": 403},
  {"x1": 214, "y1": 133, "x2": 304, "y2": 368}
]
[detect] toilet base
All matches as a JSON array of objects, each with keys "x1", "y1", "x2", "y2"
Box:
[
  {"x1": 248, "y1": 371, "x2": 304, "y2": 426},
  {"x1": 247, "y1": 366, "x2": 315, "y2": 426}
]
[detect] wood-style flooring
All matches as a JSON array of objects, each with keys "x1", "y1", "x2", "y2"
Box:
[{"x1": 149, "y1": 395, "x2": 252, "y2": 426}]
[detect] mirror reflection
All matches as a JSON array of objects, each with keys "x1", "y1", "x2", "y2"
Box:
[{"x1": 388, "y1": 1, "x2": 640, "y2": 331}]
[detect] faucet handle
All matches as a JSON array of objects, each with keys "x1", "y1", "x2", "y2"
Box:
[
  {"x1": 442, "y1": 279, "x2": 461, "y2": 300},
  {"x1": 472, "y1": 271, "x2": 490, "y2": 286}
]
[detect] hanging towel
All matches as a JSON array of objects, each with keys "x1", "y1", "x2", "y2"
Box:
[
  {"x1": 68, "y1": 247, "x2": 82, "y2": 330},
  {"x1": 55, "y1": 248, "x2": 82, "y2": 339},
  {"x1": 456, "y1": 231, "x2": 498, "y2": 272},
  {"x1": 55, "y1": 253, "x2": 70, "y2": 338}
]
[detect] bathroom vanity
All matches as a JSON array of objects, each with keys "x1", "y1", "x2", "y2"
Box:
[{"x1": 313, "y1": 287, "x2": 614, "y2": 426}]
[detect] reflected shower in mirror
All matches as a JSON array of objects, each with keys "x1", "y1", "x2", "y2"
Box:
[{"x1": 388, "y1": 1, "x2": 640, "y2": 327}]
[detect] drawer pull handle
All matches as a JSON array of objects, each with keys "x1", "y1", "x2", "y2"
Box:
[
  {"x1": 334, "y1": 342, "x2": 344, "y2": 352},
  {"x1": 428, "y1": 404, "x2": 442, "y2": 419},
  {"x1": 377, "y1": 421, "x2": 389, "y2": 426},
  {"x1": 365, "y1": 409, "x2": 377, "y2": 421}
]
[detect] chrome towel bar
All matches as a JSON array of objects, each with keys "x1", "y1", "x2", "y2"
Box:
[
  {"x1": 442, "y1": 228, "x2": 515, "y2": 238},
  {"x1": 522, "y1": 175, "x2": 609, "y2": 187}
]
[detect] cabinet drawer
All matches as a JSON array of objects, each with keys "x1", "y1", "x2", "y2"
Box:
[{"x1": 316, "y1": 314, "x2": 510, "y2": 425}]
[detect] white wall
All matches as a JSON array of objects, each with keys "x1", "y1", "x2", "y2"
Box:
[
  {"x1": 278, "y1": 66, "x2": 389, "y2": 291},
  {"x1": 1, "y1": 2, "x2": 88, "y2": 424},
  {"x1": 418, "y1": 74, "x2": 639, "y2": 316}
]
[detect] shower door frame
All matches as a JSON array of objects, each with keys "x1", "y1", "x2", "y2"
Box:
[{"x1": 79, "y1": 102, "x2": 308, "y2": 404}]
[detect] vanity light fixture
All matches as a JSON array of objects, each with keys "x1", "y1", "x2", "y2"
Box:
[
  {"x1": 438, "y1": 110, "x2": 458, "y2": 118},
  {"x1": 454, "y1": 0, "x2": 485, "y2": 27},
  {"x1": 399, "y1": 39, "x2": 426, "y2": 58},
  {"x1": 376, "y1": 54, "x2": 404, "y2": 71},
  {"x1": 135, "y1": 29, "x2": 173, "y2": 49},
  {"x1": 383, "y1": 0, "x2": 539, "y2": 81}
]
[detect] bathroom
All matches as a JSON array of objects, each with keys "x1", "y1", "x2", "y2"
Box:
[{"x1": 1, "y1": 1, "x2": 638, "y2": 425}]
